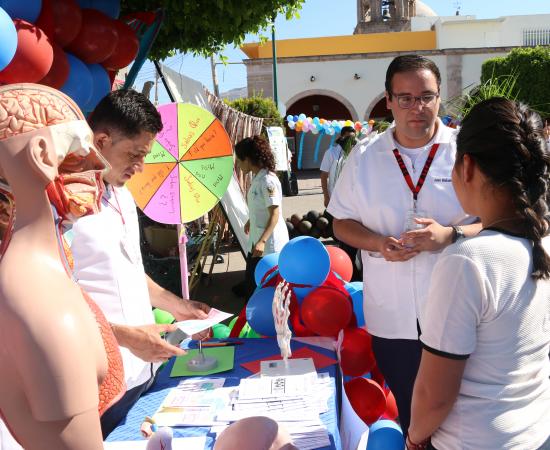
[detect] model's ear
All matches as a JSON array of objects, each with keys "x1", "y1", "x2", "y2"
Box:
[{"x1": 27, "y1": 134, "x2": 58, "y2": 182}]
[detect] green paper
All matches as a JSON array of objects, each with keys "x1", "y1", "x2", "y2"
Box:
[{"x1": 170, "y1": 347, "x2": 235, "y2": 377}]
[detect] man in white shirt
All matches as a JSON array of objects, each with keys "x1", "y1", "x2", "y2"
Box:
[
  {"x1": 327, "y1": 55, "x2": 481, "y2": 434},
  {"x1": 71, "y1": 90, "x2": 211, "y2": 437},
  {"x1": 320, "y1": 126, "x2": 357, "y2": 208}
]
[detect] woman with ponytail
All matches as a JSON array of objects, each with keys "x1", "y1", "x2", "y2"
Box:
[{"x1": 407, "y1": 98, "x2": 550, "y2": 450}]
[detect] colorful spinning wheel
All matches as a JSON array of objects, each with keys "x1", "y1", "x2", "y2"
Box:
[{"x1": 127, "y1": 103, "x2": 233, "y2": 224}]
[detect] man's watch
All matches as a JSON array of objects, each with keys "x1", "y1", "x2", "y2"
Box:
[{"x1": 451, "y1": 225, "x2": 465, "y2": 243}]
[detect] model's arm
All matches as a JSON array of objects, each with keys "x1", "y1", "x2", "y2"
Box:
[
  {"x1": 253, "y1": 205, "x2": 280, "y2": 257},
  {"x1": 333, "y1": 218, "x2": 418, "y2": 262},
  {"x1": 320, "y1": 171, "x2": 330, "y2": 208},
  {"x1": 407, "y1": 351, "x2": 466, "y2": 446}
]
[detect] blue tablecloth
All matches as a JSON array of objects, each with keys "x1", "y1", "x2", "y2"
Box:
[{"x1": 106, "y1": 337, "x2": 342, "y2": 450}]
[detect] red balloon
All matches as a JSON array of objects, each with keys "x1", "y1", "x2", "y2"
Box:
[
  {"x1": 52, "y1": 0, "x2": 82, "y2": 47},
  {"x1": 36, "y1": 0, "x2": 55, "y2": 38},
  {"x1": 301, "y1": 286, "x2": 352, "y2": 337},
  {"x1": 344, "y1": 378, "x2": 386, "y2": 425},
  {"x1": 39, "y1": 43, "x2": 70, "y2": 89},
  {"x1": 0, "y1": 20, "x2": 54, "y2": 84},
  {"x1": 326, "y1": 245, "x2": 353, "y2": 282},
  {"x1": 66, "y1": 9, "x2": 118, "y2": 64},
  {"x1": 102, "y1": 19, "x2": 139, "y2": 70},
  {"x1": 339, "y1": 327, "x2": 376, "y2": 376},
  {"x1": 383, "y1": 390, "x2": 399, "y2": 420}
]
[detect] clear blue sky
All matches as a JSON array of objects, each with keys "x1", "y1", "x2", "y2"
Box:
[{"x1": 134, "y1": 0, "x2": 550, "y2": 103}]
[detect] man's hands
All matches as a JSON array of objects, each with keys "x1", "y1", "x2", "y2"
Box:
[
  {"x1": 323, "y1": 195, "x2": 330, "y2": 208},
  {"x1": 378, "y1": 236, "x2": 419, "y2": 262},
  {"x1": 170, "y1": 299, "x2": 210, "y2": 321},
  {"x1": 400, "y1": 218, "x2": 453, "y2": 252},
  {"x1": 170, "y1": 299, "x2": 211, "y2": 341},
  {"x1": 377, "y1": 218, "x2": 453, "y2": 261},
  {"x1": 112, "y1": 323, "x2": 186, "y2": 363}
]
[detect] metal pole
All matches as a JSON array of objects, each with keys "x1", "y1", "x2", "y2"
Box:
[
  {"x1": 153, "y1": 60, "x2": 176, "y2": 103},
  {"x1": 271, "y1": 14, "x2": 279, "y2": 106},
  {"x1": 210, "y1": 55, "x2": 220, "y2": 97}
]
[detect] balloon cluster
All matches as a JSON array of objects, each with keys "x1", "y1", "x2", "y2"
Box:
[
  {"x1": 0, "y1": 0, "x2": 139, "y2": 112},
  {"x1": 238, "y1": 236, "x2": 398, "y2": 433},
  {"x1": 286, "y1": 113, "x2": 374, "y2": 137},
  {"x1": 285, "y1": 210, "x2": 332, "y2": 239}
]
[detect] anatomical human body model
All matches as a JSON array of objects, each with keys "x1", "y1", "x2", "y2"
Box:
[{"x1": 0, "y1": 84, "x2": 124, "y2": 449}]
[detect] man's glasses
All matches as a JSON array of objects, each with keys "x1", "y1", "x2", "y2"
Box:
[{"x1": 392, "y1": 93, "x2": 439, "y2": 109}]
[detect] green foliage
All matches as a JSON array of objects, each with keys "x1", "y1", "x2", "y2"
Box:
[
  {"x1": 226, "y1": 95, "x2": 284, "y2": 129},
  {"x1": 481, "y1": 46, "x2": 550, "y2": 116},
  {"x1": 120, "y1": 0, "x2": 304, "y2": 60},
  {"x1": 373, "y1": 120, "x2": 391, "y2": 132},
  {"x1": 445, "y1": 72, "x2": 519, "y2": 120}
]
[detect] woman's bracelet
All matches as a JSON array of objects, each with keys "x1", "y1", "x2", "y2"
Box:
[{"x1": 406, "y1": 434, "x2": 429, "y2": 450}]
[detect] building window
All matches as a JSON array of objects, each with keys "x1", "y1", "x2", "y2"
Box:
[{"x1": 523, "y1": 29, "x2": 550, "y2": 46}]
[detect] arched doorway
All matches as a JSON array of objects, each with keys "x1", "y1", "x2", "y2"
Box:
[
  {"x1": 286, "y1": 94, "x2": 353, "y2": 171},
  {"x1": 368, "y1": 97, "x2": 393, "y2": 121}
]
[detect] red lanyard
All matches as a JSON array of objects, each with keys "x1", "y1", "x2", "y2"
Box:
[
  {"x1": 392, "y1": 143, "x2": 439, "y2": 203},
  {"x1": 103, "y1": 186, "x2": 125, "y2": 225}
]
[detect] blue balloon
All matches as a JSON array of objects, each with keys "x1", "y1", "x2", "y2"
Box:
[
  {"x1": 298, "y1": 113, "x2": 306, "y2": 121},
  {"x1": 0, "y1": 7, "x2": 17, "y2": 71},
  {"x1": 366, "y1": 420, "x2": 404, "y2": 450},
  {"x1": 83, "y1": 63, "x2": 111, "y2": 113},
  {"x1": 60, "y1": 53, "x2": 93, "y2": 111},
  {"x1": 246, "y1": 287, "x2": 277, "y2": 336},
  {"x1": 89, "y1": 0, "x2": 120, "y2": 18},
  {"x1": 292, "y1": 115, "x2": 298, "y2": 122},
  {"x1": 0, "y1": 0, "x2": 42, "y2": 23},
  {"x1": 254, "y1": 252, "x2": 280, "y2": 287},
  {"x1": 351, "y1": 289, "x2": 365, "y2": 327},
  {"x1": 286, "y1": 115, "x2": 293, "y2": 122},
  {"x1": 279, "y1": 236, "x2": 330, "y2": 286}
]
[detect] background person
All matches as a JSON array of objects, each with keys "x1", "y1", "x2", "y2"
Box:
[
  {"x1": 327, "y1": 54, "x2": 481, "y2": 433},
  {"x1": 70, "y1": 89, "x2": 211, "y2": 437},
  {"x1": 408, "y1": 98, "x2": 550, "y2": 450},
  {"x1": 320, "y1": 125, "x2": 357, "y2": 209},
  {"x1": 234, "y1": 135, "x2": 289, "y2": 298}
]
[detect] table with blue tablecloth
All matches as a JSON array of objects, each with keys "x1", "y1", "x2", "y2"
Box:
[{"x1": 106, "y1": 337, "x2": 343, "y2": 450}]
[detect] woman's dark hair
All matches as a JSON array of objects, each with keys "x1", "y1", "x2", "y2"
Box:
[
  {"x1": 234, "y1": 136, "x2": 276, "y2": 172},
  {"x1": 88, "y1": 89, "x2": 163, "y2": 137},
  {"x1": 385, "y1": 54, "x2": 441, "y2": 100},
  {"x1": 457, "y1": 97, "x2": 550, "y2": 279}
]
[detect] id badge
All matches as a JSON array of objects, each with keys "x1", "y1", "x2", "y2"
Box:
[{"x1": 403, "y1": 209, "x2": 427, "y2": 248}]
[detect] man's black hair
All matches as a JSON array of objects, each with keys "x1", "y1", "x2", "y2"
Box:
[
  {"x1": 88, "y1": 89, "x2": 163, "y2": 137},
  {"x1": 340, "y1": 126, "x2": 356, "y2": 136},
  {"x1": 385, "y1": 55, "x2": 441, "y2": 100}
]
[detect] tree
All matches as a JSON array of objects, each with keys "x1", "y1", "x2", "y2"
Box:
[
  {"x1": 481, "y1": 46, "x2": 550, "y2": 116},
  {"x1": 226, "y1": 95, "x2": 284, "y2": 129},
  {"x1": 120, "y1": 0, "x2": 304, "y2": 60}
]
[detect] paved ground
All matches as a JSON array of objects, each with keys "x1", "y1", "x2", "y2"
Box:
[{"x1": 194, "y1": 170, "x2": 325, "y2": 317}]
